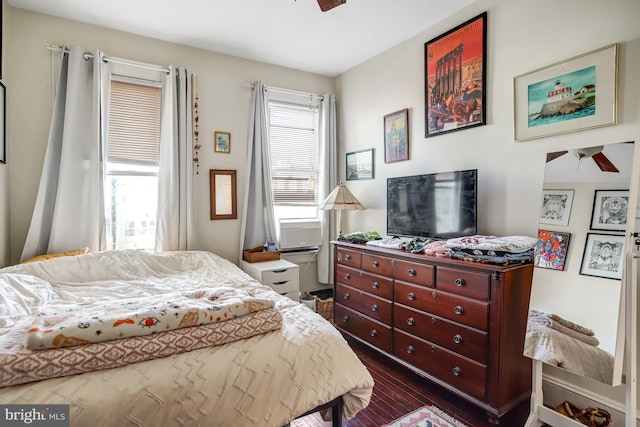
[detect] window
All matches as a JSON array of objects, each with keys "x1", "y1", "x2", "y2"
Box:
[
  {"x1": 268, "y1": 99, "x2": 320, "y2": 222},
  {"x1": 105, "y1": 79, "x2": 162, "y2": 250}
]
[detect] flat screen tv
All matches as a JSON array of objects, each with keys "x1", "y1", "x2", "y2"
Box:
[{"x1": 387, "y1": 169, "x2": 477, "y2": 239}]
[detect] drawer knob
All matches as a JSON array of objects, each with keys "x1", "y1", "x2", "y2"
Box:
[
  {"x1": 372, "y1": 261, "x2": 380, "y2": 268},
  {"x1": 345, "y1": 254, "x2": 351, "y2": 261},
  {"x1": 453, "y1": 366, "x2": 462, "y2": 376},
  {"x1": 407, "y1": 317, "x2": 415, "y2": 326},
  {"x1": 408, "y1": 292, "x2": 416, "y2": 301},
  {"x1": 343, "y1": 293, "x2": 350, "y2": 300},
  {"x1": 342, "y1": 315, "x2": 349, "y2": 322},
  {"x1": 455, "y1": 278, "x2": 465, "y2": 287},
  {"x1": 370, "y1": 329, "x2": 378, "y2": 337},
  {"x1": 344, "y1": 273, "x2": 350, "y2": 280},
  {"x1": 371, "y1": 304, "x2": 379, "y2": 312},
  {"x1": 406, "y1": 345, "x2": 414, "y2": 354},
  {"x1": 431, "y1": 317, "x2": 436, "y2": 324},
  {"x1": 372, "y1": 281, "x2": 380, "y2": 289},
  {"x1": 408, "y1": 269, "x2": 416, "y2": 277},
  {"x1": 453, "y1": 334, "x2": 462, "y2": 344},
  {"x1": 454, "y1": 306, "x2": 464, "y2": 315},
  {"x1": 432, "y1": 291, "x2": 437, "y2": 298}
]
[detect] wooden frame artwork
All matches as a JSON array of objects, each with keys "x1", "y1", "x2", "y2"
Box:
[
  {"x1": 214, "y1": 131, "x2": 231, "y2": 153},
  {"x1": 590, "y1": 189, "x2": 629, "y2": 232},
  {"x1": 346, "y1": 148, "x2": 374, "y2": 180},
  {"x1": 539, "y1": 189, "x2": 574, "y2": 227},
  {"x1": 209, "y1": 169, "x2": 237, "y2": 220},
  {"x1": 0, "y1": 82, "x2": 5, "y2": 164},
  {"x1": 579, "y1": 232, "x2": 625, "y2": 280},
  {"x1": 424, "y1": 12, "x2": 487, "y2": 138},
  {"x1": 534, "y1": 230, "x2": 571, "y2": 271},
  {"x1": 384, "y1": 109, "x2": 409, "y2": 163},
  {"x1": 514, "y1": 43, "x2": 618, "y2": 141}
]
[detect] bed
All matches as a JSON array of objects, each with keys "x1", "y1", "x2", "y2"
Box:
[{"x1": 0, "y1": 249, "x2": 374, "y2": 426}]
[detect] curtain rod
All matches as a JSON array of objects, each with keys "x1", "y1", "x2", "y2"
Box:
[
  {"x1": 45, "y1": 44, "x2": 171, "y2": 74},
  {"x1": 242, "y1": 82, "x2": 324, "y2": 101}
]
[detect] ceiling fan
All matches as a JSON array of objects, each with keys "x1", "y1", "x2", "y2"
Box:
[
  {"x1": 546, "y1": 145, "x2": 619, "y2": 172},
  {"x1": 317, "y1": 0, "x2": 347, "y2": 12}
]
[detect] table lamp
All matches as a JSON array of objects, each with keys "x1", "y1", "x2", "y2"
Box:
[{"x1": 319, "y1": 182, "x2": 366, "y2": 237}]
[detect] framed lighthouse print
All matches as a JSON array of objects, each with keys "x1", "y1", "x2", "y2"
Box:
[
  {"x1": 514, "y1": 43, "x2": 618, "y2": 141},
  {"x1": 424, "y1": 12, "x2": 487, "y2": 138}
]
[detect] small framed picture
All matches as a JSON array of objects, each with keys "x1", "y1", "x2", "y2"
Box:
[
  {"x1": 580, "y1": 233, "x2": 625, "y2": 280},
  {"x1": 539, "y1": 189, "x2": 574, "y2": 226},
  {"x1": 590, "y1": 189, "x2": 629, "y2": 231},
  {"x1": 534, "y1": 230, "x2": 571, "y2": 271},
  {"x1": 384, "y1": 109, "x2": 409, "y2": 163},
  {"x1": 346, "y1": 149, "x2": 374, "y2": 180},
  {"x1": 214, "y1": 131, "x2": 231, "y2": 153}
]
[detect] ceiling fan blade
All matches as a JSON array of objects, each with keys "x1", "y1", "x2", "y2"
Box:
[
  {"x1": 592, "y1": 152, "x2": 619, "y2": 172},
  {"x1": 317, "y1": 0, "x2": 346, "y2": 12},
  {"x1": 546, "y1": 151, "x2": 568, "y2": 162}
]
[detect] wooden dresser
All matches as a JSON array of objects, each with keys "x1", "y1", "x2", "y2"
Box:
[{"x1": 332, "y1": 241, "x2": 533, "y2": 424}]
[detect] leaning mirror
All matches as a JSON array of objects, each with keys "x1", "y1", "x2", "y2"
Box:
[
  {"x1": 524, "y1": 141, "x2": 635, "y2": 385},
  {"x1": 210, "y1": 169, "x2": 237, "y2": 220}
]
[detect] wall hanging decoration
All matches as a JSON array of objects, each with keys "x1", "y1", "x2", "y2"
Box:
[
  {"x1": 383, "y1": 109, "x2": 409, "y2": 163},
  {"x1": 209, "y1": 169, "x2": 237, "y2": 220},
  {"x1": 580, "y1": 232, "x2": 625, "y2": 280},
  {"x1": 590, "y1": 189, "x2": 628, "y2": 232},
  {"x1": 534, "y1": 230, "x2": 571, "y2": 271},
  {"x1": 214, "y1": 131, "x2": 231, "y2": 153},
  {"x1": 539, "y1": 189, "x2": 574, "y2": 226},
  {"x1": 514, "y1": 43, "x2": 618, "y2": 141},
  {"x1": 424, "y1": 12, "x2": 487, "y2": 138},
  {"x1": 346, "y1": 148, "x2": 374, "y2": 180}
]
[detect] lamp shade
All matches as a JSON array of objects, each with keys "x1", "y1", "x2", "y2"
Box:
[{"x1": 319, "y1": 183, "x2": 365, "y2": 211}]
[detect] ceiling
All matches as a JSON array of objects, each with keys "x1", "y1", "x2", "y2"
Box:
[{"x1": 8, "y1": 0, "x2": 474, "y2": 77}]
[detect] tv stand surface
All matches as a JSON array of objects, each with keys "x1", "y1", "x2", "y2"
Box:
[{"x1": 331, "y1": 241, "x2": 533, "y2": 424}]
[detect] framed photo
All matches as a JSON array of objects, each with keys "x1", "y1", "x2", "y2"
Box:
[
  {"x1": 424, "y1": 12, "x2": 486, "y2": 138},
  {"x1": 590, "y1": 189, "x2": 629, "y2": 231},
  {"x1": 209, "y1": 169, "x2": 237, "y2": 220},
  {"x1": 539, "y1": 189, "x2": 574, "y2": 226},
  {"x1": 0, "y1": 82, "x2": 5, "y2": 164},
  {"x1": 514, "y1": 43, "x2": 618, "y2": 141},
  {"x1": 580, "y1": 233, "x2": 625, "y2": 280},
  {"x1": 535, "y1": 230, "x2": 571, "y2": 271},
  {"x1": 346, "y1": 149, "x2": 374, "y2": 180},
  {"x1": 214, "y1": 131, "x2": 231, "y2": 153},
  {"x1": 384, "y1": 109, "x2": 409, "y2": 163}
]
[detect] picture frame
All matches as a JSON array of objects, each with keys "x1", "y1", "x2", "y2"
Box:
[
  {"x1": 214, "y1": 131, "x2": 231, "y2": 153},
  {"x1": 580, "y1": 232, "x2": 625, "y2": 280},
  {"x1": 424, "y1": 12, "x2": 487, "y2": 138},
  {"x1": 384, "y1": 109, "x2": 409, "y2": 163},
  {"x1": 590, "y1": 189, "x2": 629, "y2": 231},
  {"x1": 346, "y1": 149, "x2": 374, "y2": 180},
  {"x1": 514, "y1": 43, "x2": 618, "y2": 141},
  {"x1": 535, "y1": 230, "x2": 571, "y2": 271},
  {"x1": 0, "y1": 82, "x2": 5, "y2": 164},
  {"x1": 209, "y1": 169, "x2": 237, "y2": 220},
  {"x1": 539, "y1": 189, "x2": 574, "y2": 226}
]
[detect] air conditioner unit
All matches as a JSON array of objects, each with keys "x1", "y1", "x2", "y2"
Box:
[{"x1": 278, "y1": 219, "x2": 322, "y2": 250}]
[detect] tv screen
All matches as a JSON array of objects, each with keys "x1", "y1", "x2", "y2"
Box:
[{"x1": 387, "y1": 169, "x2": 477, "y2": 239}]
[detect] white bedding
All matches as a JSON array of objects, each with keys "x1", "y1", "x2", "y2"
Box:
[{"x1": 0, "y1": 250, "x2": 374, "y2": 426}]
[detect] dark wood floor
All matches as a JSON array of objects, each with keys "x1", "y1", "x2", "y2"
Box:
[{"x1": 291, "y1": 336, "x2": 530, "y2": 427}]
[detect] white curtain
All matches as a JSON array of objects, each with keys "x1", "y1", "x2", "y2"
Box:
[
  {"x1": 155, "y1": 67, "x2": 197, "y2": 252},
  {"x1": 239, "y1": 81, "x2": 277, "y2": 263},
  {"x1": 21, "y1": 46, "x2": 108, "y2": 262},
  {"x1": 317, "y1": 94, "x2": 338, "y2": 284}
]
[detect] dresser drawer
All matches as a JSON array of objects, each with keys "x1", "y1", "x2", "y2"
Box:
[
  {"x1": 336, "y1": 247, "x2": 361, "y2": 268},
  {"x1": 393, "y1": 329, "x2": 486, "y2": 400},
  {"x1": 335, "y1": 264, "x2": 393, "y2": 300},
  {"x1": 394, "y1": 304, "x2": 488, "y2": 364},
  {"x1": 361, "y1": 253, "x2": 394, "y2": 276},
  {"x1": 266, "y1": 279, "x2": 299, "y2": 295},
  {"x1": 395, "y1": 281, "x2": 489, "y2": 331},
  {"x1": 335, "y1": 283, "x2": 392, "y2": 324},
  {"x1": 393, "y1": 259, "x2": 434, "y2": 287},
  {"x1": 335, "y1": 303, "x2": 392, "y2": 353},
  {"x1": 437, "y1": 267, "x2": 490, "y2": 300}
]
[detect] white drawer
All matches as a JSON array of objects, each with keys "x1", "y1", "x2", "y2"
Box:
[
  {"x1": 266, "y1": 279, "x2": 299, "y2": 294},
  {"x1": 262, "y1": 266, "x2": 297, "y2": 284}
]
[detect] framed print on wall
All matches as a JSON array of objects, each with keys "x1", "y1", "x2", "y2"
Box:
[
  {"x1": 0, "y1": 82, "x2": 5, "y2": 164},
  {"x1": 214, "y1": 131, "x2": 231, "y2": 153},
  {"x1": 539, "y1": 189, "x2": 574, "y2": 226},
  {"x1": 590, "y1": 189, "x2": 629, "y2": 231},
  {"x1": 535, "y1": 230, "x2": 571, "y2": 271},
  {"x1": 580, "y1": 232, "x2": 625, "y2": 280},
  {"x1": 384, "y1": 109, "x2": 409, "y2": 163},
  {"x1": 514, "y1": 43, "x2": 618, "y2": 141},
  {"x1": 346, "y1": 149, "x2": 374, "y2": 180},
  {"x1": 424, "y1": 12, "x2": 487, "y2": 138}
]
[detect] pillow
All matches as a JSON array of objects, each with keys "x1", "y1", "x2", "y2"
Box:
[{"x1": 21, "y1": 247, "x2": 89, "y2": 264}]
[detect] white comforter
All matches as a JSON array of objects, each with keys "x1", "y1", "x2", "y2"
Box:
[{"x1": 0, "y1": 250, "x2": 374, "y2": 426}]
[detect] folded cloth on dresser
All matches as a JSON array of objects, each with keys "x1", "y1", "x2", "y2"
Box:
[
  {"x1": 448, "y1": 248, "x2": 534, "y2": 265},
  {"x1": 529, "y1": 309, "x2": 595, "y2": 336},
  {"x1": 445, "y1": 235, "x2": 538, "y2": 253},
  {"x1": 422, "y1": 240, "x2": 449, "y2": 256},
  {"x1": 528, "y1": 311, "x2": 599, "y2": 347}
]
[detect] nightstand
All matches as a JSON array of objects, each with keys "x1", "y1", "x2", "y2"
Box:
[{"x1": 242, "y1": 259, "x2": 300, "y2": 301}]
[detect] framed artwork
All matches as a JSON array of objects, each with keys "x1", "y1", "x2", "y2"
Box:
[
  {"x1": 209, "y1": 169, "x2": 237, "y2": 220},
  {"x1": 0, "y1": 82, "x2": 5, "y2": 164},
  {"x1": 590, "y1": 189, "x2": 629, "y2": 231},
  {"x1": 424, "y1": 12, "x2": 487, "y2": 138},
  {"x1": 534, "y1": 230, "x2": 571, "y2": 271},
  {"x1": 384, "y1": 109, "x2": 409, "y2": 163},
  {"x1": 514, "y1": 43, "x2": 618, "y2": 141},
  {"x1": 539, "y1": 189, "x2": 574, "y2": 226},
  {"x1": 346, "y1": 149, "x2": 374, "y2": 180},
  {"x1": 580, "y1": 233, "x2": 625, "y2": 280},
  {"x1": 214, "y1": 131, "x2": 231, "y2": 153}
]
